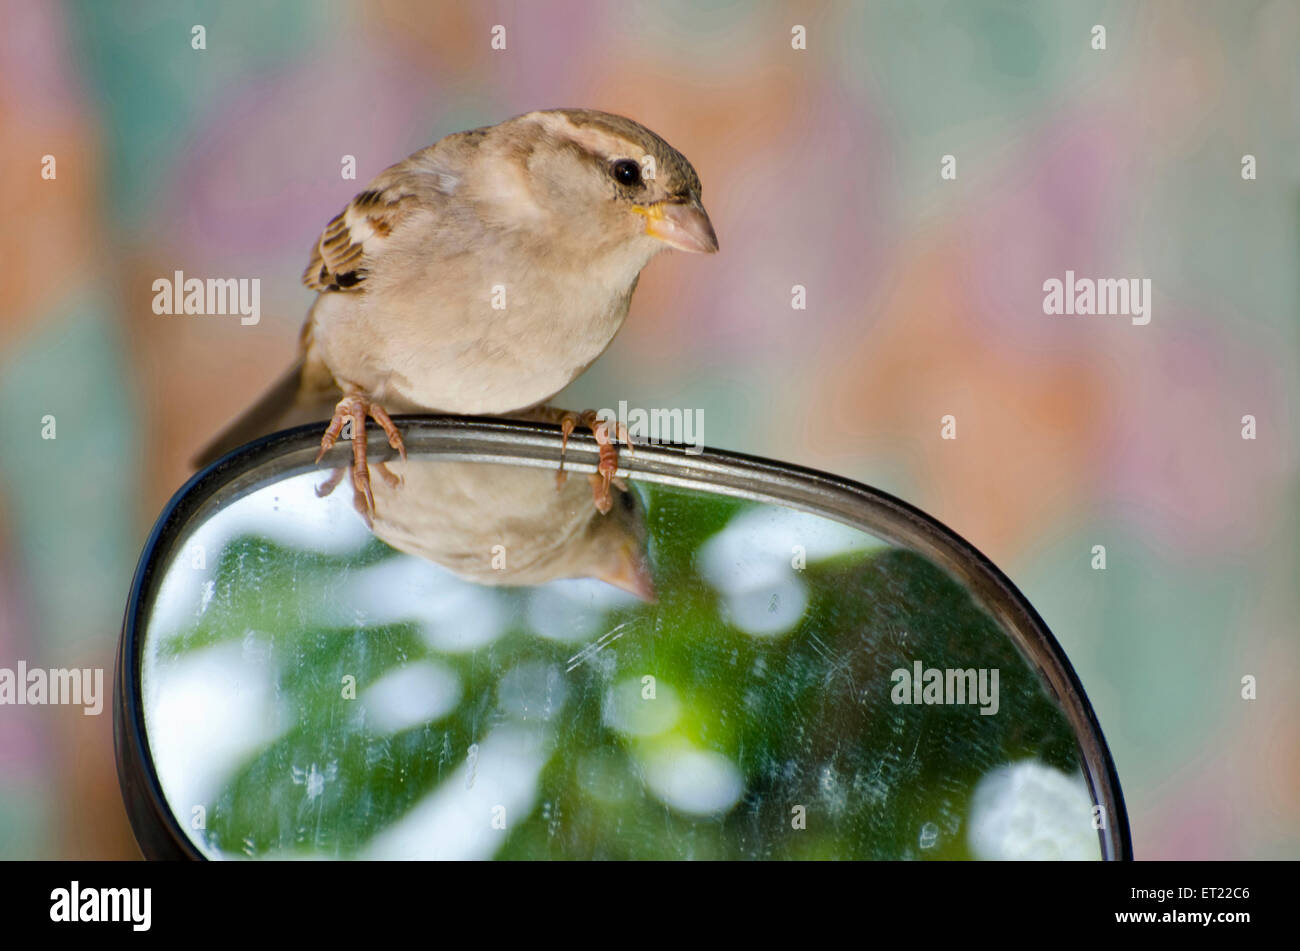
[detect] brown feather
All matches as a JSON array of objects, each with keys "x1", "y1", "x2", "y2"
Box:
[{"x1": 302, "y1": 184, "x2": 417, "y2": 292}]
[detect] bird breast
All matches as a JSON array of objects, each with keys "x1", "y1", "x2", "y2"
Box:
[{"x1": 311, "y1": 236, "x2": 651, "y2": 415}]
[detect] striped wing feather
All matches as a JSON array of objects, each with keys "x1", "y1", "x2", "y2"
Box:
[{"x1": 302, "y1": 185, "x2": 416, "y2": 292}]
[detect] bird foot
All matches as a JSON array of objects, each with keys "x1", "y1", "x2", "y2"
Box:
[
  {"x1": 557, "y1": 410, "x2": 631, "y2": 514},
  {"x1": 315, "y1": 394, "x2": 406, "y2": 523},
  {"x1": 315, "y1": 467, "x2": 346, "y2": 498}
]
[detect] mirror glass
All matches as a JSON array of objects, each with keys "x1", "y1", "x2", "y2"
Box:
[{"x1": 138, "y1": 456, "x2": 1104, "y2": 860}]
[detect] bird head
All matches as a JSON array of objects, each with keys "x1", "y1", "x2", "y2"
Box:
[
  {"x1": 581, "y1": 480, "x2": 657, "y2": 602},
  {"x1": 508, "y1": 109, "x2": 718, "y2": 259}
]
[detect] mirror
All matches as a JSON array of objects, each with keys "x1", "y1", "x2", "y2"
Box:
[{"x1": 116, "y1": 419, "x2": 1129, "y2": 860}]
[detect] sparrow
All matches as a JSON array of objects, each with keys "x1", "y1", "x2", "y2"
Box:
[
  {"x1": 195, "y1": 108, "x2": 717, "y2": 518},
  {"x1": 366, "y1": 455, "x2": 656, "y2": 600}
]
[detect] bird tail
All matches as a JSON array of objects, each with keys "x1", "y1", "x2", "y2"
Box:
[{"x1": 192, "y1": 359, "x2": 332, "y2": 469}]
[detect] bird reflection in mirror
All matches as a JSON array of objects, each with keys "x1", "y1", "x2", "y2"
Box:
[{"x1": 361, "y1": 456, "x2": 656, "y2": 602}]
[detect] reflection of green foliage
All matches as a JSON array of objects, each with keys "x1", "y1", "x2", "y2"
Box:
[
  {"x1": 161, "y1": 536, "x2": 395, "y2": 658},
  {"x1": 161, "y1": 484, "x2": 1085, "y2": 859}
]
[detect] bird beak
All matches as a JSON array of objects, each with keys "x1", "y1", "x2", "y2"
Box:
[
  {"x1": 634, "y1": 198, "x2": 718, "y2": 254},
  {"x1": 597, "y1": 542, "x2": 658, "y2": 603}
]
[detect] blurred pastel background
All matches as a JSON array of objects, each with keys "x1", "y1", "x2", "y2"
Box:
[{"x1": 0, "y1": 0, "x2": 1296, "y2": 859}]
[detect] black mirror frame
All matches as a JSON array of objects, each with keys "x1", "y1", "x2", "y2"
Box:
[{"x1": 115, "y1": 416, "x2": 1133, "y2": 860}]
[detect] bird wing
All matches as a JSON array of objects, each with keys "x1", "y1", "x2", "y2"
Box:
[
  {"x1": 302, "y1": 140, "x2": 472, "y2": 293},
  {"x1": 196, "y1": 136, "x2": 480, "y2": 469},
  {"x1": 302, "y1": 183, "x2": 420, "y2": 292}
]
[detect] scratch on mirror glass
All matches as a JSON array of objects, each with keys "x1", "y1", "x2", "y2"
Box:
[{"x1": 565, "y1": 619, "x2": 635, "y2": 672}]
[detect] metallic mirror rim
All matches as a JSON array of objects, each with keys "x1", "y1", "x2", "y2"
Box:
[{"x1": 114, "y1": 416, "x2": 1133, "y2": 860}]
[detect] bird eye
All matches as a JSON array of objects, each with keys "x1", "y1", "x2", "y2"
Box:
[
  {"x1": 618, "y1": 489, "x2": 637, "y2": 512},
  {"x1": 611, "y1": 159, "x2": 642, "y2": 188}
]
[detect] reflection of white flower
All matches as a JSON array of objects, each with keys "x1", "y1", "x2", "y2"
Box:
[
  {"x1": 697, "y1": 507, "x2": 870, "y2": 638},
  {"x1": 640, "y1": 741, "x2": 743, "y2": 817},
  {"x1": 360, "y1": 725, "x2": 547, "y2": 860},
  {"x1": 719, "y1": 576, "x2": 808, "y2": 638},
  {"x1": 699, "y1": 507, "x2": 873, "y2": 589},
  {"x1": 352, "y1": 556, "x2": 509, "y2": 652},
  {"x1": 151, "y1": 473, "x2": 373, "y2": 647},
  {"x1": 360, "y1": 661, "x2": 462, "y2": 732},
  {"x1": 143, "y1": 638, "x2": 287, "y2": 848},
  {"x1": 967, "y1": 761, "x2": 1100, "y2": 860}
]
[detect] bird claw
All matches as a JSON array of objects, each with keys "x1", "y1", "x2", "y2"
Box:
[
  {"x1": 375, "y1": 461, "x2": 402, "y2": 489},
  {"x1": 588, "y1": 473, "x2": 613, "y2": 515},
  {"x1": 555, "y1": 410, "x2": 629, "y2": 515},
  {"x1": 315, "y1": 467, "x2": 346, "y2": 498},
  {"x1": 315, "y1": 394, "x2": 406, "y2": 523}
]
